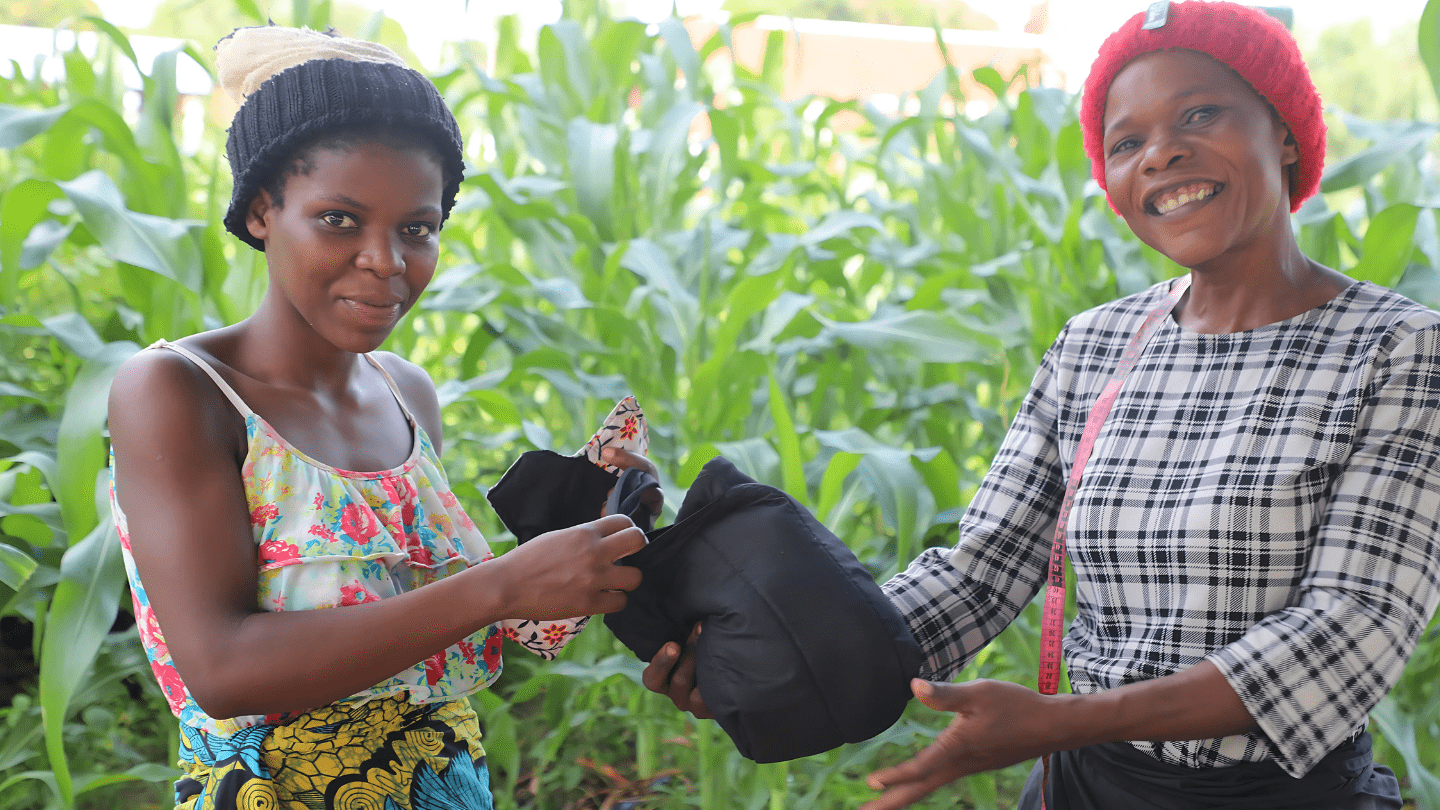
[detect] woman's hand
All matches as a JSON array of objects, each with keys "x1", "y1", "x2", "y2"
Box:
[
  {"x1": 861, "y1": 679, "x2": 1064, "y2": 810},
  {"x1": 600, "y1": 447, "x2": 664, "y2": 520},
  {"x1": 493, "y1": 514, "x2": 647, "y2": 619},
  {"x1": 642, "y1": 623, "x2": 712, "y2": 718}
]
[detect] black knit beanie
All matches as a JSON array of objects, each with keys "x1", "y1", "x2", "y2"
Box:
[{"x1": 216, "y1": 28, "x2": 465, "y2": 251}]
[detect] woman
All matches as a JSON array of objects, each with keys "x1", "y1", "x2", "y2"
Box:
[
  {"x1": 647, "y1": 3, "x2": 1440, "y2": 807},
  {"x1": 109, "y1": 26, "x2": 654, "y2": 809}
]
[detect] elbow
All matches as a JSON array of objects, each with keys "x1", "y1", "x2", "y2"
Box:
[
  {"x1": 174, "y1": 663, "x2": 246, "y2": 720},
  {"x1": 166, "y1": 651, "x2": 268, "y2": 721}
]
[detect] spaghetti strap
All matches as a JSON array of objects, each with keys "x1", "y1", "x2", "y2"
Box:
[
  {"x1": 364, "y1": 354, "x2": 418, "y2": 426},
  {"x1": 147, "y1": 339, "x2": 255, "y2": 417}
]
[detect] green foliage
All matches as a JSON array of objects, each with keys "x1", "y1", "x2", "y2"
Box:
[
  {"x1": 1, "y1": 3, "x2": 1439, "y2": 808},
  {"x1": 720, "y1": 0, "x2": 999, "y2": 30},
  {"x1": 1304, "y1": 17, "x2": 1440, "y2": 164}
]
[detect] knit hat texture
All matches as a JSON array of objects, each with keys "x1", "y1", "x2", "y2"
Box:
[
  {"x1": 1080, "y1": 1, "x2": 1325, "y2": 213},
  {"x1": 216, "y1": 26, "x2": 465, "y2": 251}
]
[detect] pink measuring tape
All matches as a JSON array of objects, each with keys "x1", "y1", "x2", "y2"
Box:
[{"x1": 1037, "y1": 275, "x2": 1190, "y2": 804}]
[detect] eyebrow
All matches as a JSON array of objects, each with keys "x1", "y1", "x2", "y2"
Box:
[{"x1": 316, "y1": 193, "x2": 441, "y2": 218}]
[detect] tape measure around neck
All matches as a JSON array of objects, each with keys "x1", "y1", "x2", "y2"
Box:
[{"x1": 1036, "y1": 275, "x2": 1191, "y2": 696}]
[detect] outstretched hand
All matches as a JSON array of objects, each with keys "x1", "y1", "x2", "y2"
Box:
[{"x1": 861, "y1": 678, "x2": 1063, "y2": 810}]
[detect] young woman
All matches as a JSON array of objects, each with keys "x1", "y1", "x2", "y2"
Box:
[
  {"x1": 108, "y1": 26, "x2": 654, "y2": 809},
  {"x1": 647, "y1": 3, "x2": 1440, "y2": 808}
]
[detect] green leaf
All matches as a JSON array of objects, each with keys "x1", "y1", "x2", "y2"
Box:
[
  {"x1": 1421, "y1": 0, "x2": 1440, "y2": 110},
  {"x1": 641, "y1": 100, "x2": 704, "y2": 224},
  {"x1": 0, "y1": 542, "x2": 38, "y2": 591},
  {"x1": 816, "y1": 311, "x2": 1002, "y2": 364},
  {"x1": 1371, "y1": 697, "x2": 1440, "y2": 808},
  {"x1": 55, "y1": 170, "x2": 203, "y2": 289},
  {"x1": 1352, "y1": 203, "x2": 1420, "y2": 287},
  {"x1": 658, "y1": 17, "x2": 701, "y2": 96},
  {"x1": 971, "y1": 66, "x2": 1008, "y2": 105},
  {"x1": 40, "y1": 478, "x2": 125, "y2": 808},
  {"x1": 817, "y1": 451, "x2": 863, "y2": 525},
  {"x1": 56, "y1": 342, "x2": 138, "y2": 547},
  {"x1": 1320, "y1": 123, "x2": 1438, "y2": 193},
  {"x1": 19, "y1": 219, "x2": 74, "y2": 270},
  {"x1": 857, "y1": 450, "x2": 936, "y2": 569},
  {"x1": 0, "y1": 104, "x2": 69, "y2": 149},
  {"x1": 801, "y1": 210, "x2": 885, "y2": 247},
  {"x1": 42, "y1": 313, "x2": 105, "y2": 360},
  {"x1": 767, "y1": 375, "x2": 806, "y2": 500},
  {"x1": 713, "y1": 438, "x2": 780, "y2": 486},
  {"x1": 567, "y1": 118, "x2": 619, "y2": 241},
  {"x1": 1, "y1": 179, "x2": 64, "y2": 304}
]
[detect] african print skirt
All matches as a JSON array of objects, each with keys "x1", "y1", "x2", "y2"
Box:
[{"x1": 174, "y1": 693, "x2": 491, "y2": 810}]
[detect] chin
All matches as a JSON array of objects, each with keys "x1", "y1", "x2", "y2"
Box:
[{"x1": 328, "y1": 331, "x2": 395, "y2": 355}]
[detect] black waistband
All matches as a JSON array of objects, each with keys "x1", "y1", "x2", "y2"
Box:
[{"x1": 1024, "y1": 733, "x2": 1399, "y2": 810}]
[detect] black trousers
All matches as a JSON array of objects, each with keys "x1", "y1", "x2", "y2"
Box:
[{"x1": 1016, "y1": 734, "x2": 1401, "y2": 810}]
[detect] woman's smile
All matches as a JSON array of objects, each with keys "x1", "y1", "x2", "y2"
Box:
[
  {"x1": 339, "y1": 295, "x2": 405, "y2": 325},
  {"x1": 1148, "y1": 181, "x2": 1223, "y2": 216}
]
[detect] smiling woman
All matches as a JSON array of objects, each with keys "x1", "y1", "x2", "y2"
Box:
[
  {"x1": 1098, "y1": 49, "x2": 1305, "y2": 288},
  {"x1": 838, "y1": 3, "x2": 1440, "y2": 808},
  {"x1": 102, "y1": 24, "x2": 658, "y2": 810},
  {"x1": 630, "y1": 2, "x2": 1440, "y2": 808}
]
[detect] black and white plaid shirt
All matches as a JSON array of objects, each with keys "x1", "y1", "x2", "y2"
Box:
[{"x1": 883, "y1": 279, "x2": 1440, "y2": 777}]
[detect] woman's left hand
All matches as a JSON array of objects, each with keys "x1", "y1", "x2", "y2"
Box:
[
  {"x1": 861, "y1": 678, "x2": 1065, "y2": 810},
  {"x1": 600, "y1": 447, "x2": 664, "y2": 520}
]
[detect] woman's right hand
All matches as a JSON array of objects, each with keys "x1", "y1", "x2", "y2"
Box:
[
  {"x1": 493, "y1": 514, "x2": 647, "y2": 620},
  {"x1": 642, "y1": 622, "x2": 712, "y2": 718}
]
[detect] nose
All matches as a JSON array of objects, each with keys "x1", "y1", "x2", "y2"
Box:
[
  {"x1": 1140, "y1": 129, "x2": 1189, "y2": 174},
  {"x1": 357, "y1": 232, "x2": 405, "y2": 277}
]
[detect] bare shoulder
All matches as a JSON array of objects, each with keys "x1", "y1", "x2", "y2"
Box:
[
  {"x1": 108, "y1": 346, "x2": 244, "y2": 464},
  {"x1": 371, "y1": 351, "x2": 444, "y2": 449}
]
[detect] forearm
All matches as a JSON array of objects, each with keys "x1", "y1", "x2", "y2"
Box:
[
  {"x1": 1050, "y1": 660, "x2": 1256, "y2": 751},
  {"x1": 181, "y1": 560, "x2": 514, "y2": 718}
]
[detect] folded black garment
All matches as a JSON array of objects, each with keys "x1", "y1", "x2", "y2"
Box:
[
  {"x1": 487, "y1": 451, "x2": 922, "y2": 763},
  {"x1": 604, "y1": 456, "x2": 923, "y2": 763},
  {"x1": 487, "y1": 449, "x2": 659, "y2": 542},
  {"x1": 486, "y1": 450, "x2": 627, "y2": 543}
]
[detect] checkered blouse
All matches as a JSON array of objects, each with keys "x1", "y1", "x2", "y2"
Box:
[{"x1": 883, "y1": 279, "x2": 1440, "y2": 778}]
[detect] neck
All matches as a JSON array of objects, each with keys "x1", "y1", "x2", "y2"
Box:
[
  {"x1": 1174, "y1": 235, "x2": 1351, "y2": 334},
  {"x1": 232, "y1": 293, "x2": 368, "y2": 394}
]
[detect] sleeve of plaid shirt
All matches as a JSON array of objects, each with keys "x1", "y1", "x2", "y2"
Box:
[
  {"x1": 882, "y1": 326, "x2": 1070, "y2": 680},
  {"x1": 1207, "y1": 319, "x2": 1440, "y2": 777}
]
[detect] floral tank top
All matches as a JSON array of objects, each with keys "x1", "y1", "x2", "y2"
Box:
[{"x1": 109, "y1": 340, "x2": 588, "y2": 738}]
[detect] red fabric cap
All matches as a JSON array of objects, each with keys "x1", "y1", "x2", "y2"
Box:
[{"x1": 1080, "y1": 1, "x2": 1325, "y2": 213}]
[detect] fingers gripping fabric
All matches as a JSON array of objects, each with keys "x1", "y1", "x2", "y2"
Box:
[{"x1": 486, "y1": 397, "x2": 652, "y2": 542}]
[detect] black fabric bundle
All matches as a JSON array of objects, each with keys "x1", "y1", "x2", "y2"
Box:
[{"x1": 486, "y1": 453, "x2": 923, "y2": 763}]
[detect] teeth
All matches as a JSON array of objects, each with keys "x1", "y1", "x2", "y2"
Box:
[{"x1": 1154, "y1": 184, "x2": 1215, "y2": 214}]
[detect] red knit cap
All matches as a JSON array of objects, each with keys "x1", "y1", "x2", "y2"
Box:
[{"x1": 1080, "y1": 1, "x2": 1325, "y2": 213}]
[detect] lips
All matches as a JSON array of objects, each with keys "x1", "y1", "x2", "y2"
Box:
[
  {"x1": 1146, "y1": 181, "x2": 1222, "y2": 216},
  {"x1": 340, "y1": 296, "x2": 404, "y2": 324}
]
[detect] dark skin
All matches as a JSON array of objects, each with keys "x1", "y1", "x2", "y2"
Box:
[
  {"x1": 646, "y1": 50, "x2": 1355, "y2": 809},
  {"x1": 110, "y1": 141, "x2": 659, "y2": 721}
]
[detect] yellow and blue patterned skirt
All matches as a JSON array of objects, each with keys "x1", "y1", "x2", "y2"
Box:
[{"x1": 174, "y1": 693, "x2": 490, "y2": 810}]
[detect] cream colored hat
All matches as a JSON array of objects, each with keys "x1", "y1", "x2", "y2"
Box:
[{"x1": 215, "y1": 25, "x2": 407, "y2": 103}]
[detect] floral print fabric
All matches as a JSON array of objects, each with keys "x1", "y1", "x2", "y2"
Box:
[
  {"x1": 578, "y1": 396, "x2": 649, "y2": 469},
  {"x1": 109, "y1": 341, "x2": 585, "y2": 738},
  {"x1": 173, "y1": 693, "x2": 490, "y2": 810}
]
